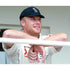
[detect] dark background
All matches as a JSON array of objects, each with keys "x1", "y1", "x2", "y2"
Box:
[{"x1": 0, "y1": 29, "x2": 6, "y2": 51}]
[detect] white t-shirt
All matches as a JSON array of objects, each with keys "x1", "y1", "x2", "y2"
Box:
[{"x1": 2, "y1": 34, "x2": 60, "y2": 64}]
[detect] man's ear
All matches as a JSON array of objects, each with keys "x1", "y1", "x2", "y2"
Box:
[{"x1": 20, "y1": 19, "x2": 25, "y2": 27}]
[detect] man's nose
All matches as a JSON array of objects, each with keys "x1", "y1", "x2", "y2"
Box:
[{"x1": 36, "y1": 20, "x2": 41, "y2": 24}]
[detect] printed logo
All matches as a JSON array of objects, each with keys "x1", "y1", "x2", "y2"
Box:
[
  {"x1": 33, "y1": 8, "x2": 38, "y2": 13},
  {"x1": 24, "y1": 49, "x2": 28, "y2": 57}
]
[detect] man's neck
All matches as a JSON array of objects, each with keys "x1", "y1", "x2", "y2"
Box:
[
  {"x1": 24, "y1": 32, "x2": 39, "y2": 38},
  {"x1": 29, "y1": 33, "x2": 39, "y2": 38},
  {"x1": 23, "y1": 30, "x2": 40, "y2": 38}
]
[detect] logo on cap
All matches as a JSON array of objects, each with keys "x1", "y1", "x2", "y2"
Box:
[{"x1": 33, "y1": 8, "x2": 38, "y2": 13}]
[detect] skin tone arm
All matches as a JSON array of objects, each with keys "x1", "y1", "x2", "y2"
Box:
[
  {"x1": 3, "y1": 30, "x2": 68, "y2": 49},
  {"x1": 44, "y1": 33, "x2": 68, "y2": 51},
  {"x1": 3, "y1": 29, "x2": 38, "y2": 49},
  {"x1": 3, "y1": 29, "x2": 67, "y2": 49},
  {"x1": 3, "y1": 29, "x2": 68, "y2": 63}
]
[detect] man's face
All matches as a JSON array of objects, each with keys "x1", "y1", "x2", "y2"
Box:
[{"x1": 21, "y1": 16, "x2": 42, "y2": 36}]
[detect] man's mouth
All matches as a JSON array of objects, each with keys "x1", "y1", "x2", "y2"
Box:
[{"x1": 34, "y1": 26, "x2": 40, "y2": 30}]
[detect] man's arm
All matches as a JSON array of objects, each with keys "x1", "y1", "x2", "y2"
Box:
[
  {"x1": 3, "y1": 29, "x2": 38, "y2": 49},
  {"x1": 44, "y1": 33, "x2": 68, "y2": 51}
]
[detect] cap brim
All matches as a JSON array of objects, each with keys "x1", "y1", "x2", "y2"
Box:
[
  {"x1": 26, "y1": 14, "x2": 45, "y2": 18},
  {"x1": 39, "y1": 15, "x2": 45, "y2": 18},
  {"x1": 20, "y1": 14, "x2": 45, "y2": 20}
]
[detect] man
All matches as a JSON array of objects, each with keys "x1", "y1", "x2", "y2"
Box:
[{"x1": 2, "y1": 7, "x2": 67, "y2": 64}]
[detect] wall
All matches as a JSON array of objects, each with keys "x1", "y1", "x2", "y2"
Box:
[{"x1": 0, "y1": 6, "x2": 70, "y2": 64}]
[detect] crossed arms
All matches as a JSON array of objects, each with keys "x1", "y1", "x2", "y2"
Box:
[{"x1": 3, "y1": 29, "x2": 68, "y2": 63}]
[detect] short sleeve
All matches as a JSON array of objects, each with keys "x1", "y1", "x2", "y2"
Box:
[
  {"x1": 2, "y1": 43, "x2": 31, "y2": 56},
  {"x1": 48, "y1": 47, "x2": 57, "y2": 55},
  {"x1": 2, "y1": 43, "x2": 18, "y2": 56}
]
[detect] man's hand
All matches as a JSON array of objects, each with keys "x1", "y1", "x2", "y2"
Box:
[
  {"x1": 28, "y1": 46, "x2": 38, "y2": 63},
  {"x1": 33, "y1": 45, "x2": 46, "y2": 63},
  {"x1": 28, "y1": 45, "x2": 46, "y2": 63}
]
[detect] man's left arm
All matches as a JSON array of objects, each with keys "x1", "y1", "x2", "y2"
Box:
[{"x1": 44, "y1": 33, "x2": 68, "y2": 51}]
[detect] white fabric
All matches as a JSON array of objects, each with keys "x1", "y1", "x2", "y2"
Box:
[{"x1": 2, "y1": 34, "x2": 60, "y2": 64}]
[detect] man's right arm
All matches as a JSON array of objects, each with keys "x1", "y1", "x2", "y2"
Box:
[{"x1": 3, "y1": 29, "x2": 38, "y2": 49}]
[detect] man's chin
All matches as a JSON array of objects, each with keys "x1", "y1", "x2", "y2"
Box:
[{"x1": 34, "y1": 31, "x2": 40, "y2": 34}]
